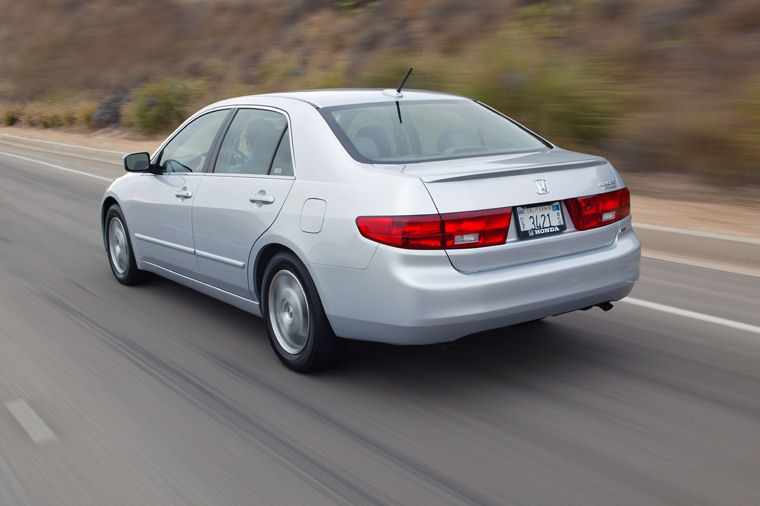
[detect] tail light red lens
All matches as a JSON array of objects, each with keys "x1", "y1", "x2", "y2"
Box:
[
  {"x1": 356, "y1": 208, "x2": 511, "y2": 250},
  {"x1": 442, "y1": 208, "x2": 511, "y2": 249},
  {"x1": 355, "y1": 214, "x2": 443, "y2": 249},
  {"x1": 565, "y1": 188, "x2": 630, "y2": 231}
]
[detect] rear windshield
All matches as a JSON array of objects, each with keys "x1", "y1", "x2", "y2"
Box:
[{"x1": 320, "y1": 99, "x2": 550, "y2": 164}]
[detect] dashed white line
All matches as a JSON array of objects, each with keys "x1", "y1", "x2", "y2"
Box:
[
  {"x1": 621, "y1": 297, "x2": 760, "y2": 335},
  {"x1": 0, "y1": 150, "x2": 112, "y2": 182},
  {"x1": 5, "y1": 400, "x2": 57, "y2": 445}
]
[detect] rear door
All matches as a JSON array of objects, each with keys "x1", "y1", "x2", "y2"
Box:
[
  {"x1": 128, "y1": 109, "x2": 229, "y2": 277},
  {"x1": 191, "y1": 107, "x2": 295, "y2": 298}
]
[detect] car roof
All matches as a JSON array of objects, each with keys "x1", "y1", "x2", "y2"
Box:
[{"x1": 210, "y1": 89, "x2": 468, "y2": 109}]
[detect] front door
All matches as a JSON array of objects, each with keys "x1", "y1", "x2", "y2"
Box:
[
  {"x1": 128, "y1": 109, "x2": 229, "y2": 277},
  {"x1": 191, "y1": 108, "x2": 295, "y2": 298}
]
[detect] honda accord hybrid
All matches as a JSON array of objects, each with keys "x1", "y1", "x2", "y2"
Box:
[{"x1": 101, "y1": 88, "x2": 641, "y2": 371}]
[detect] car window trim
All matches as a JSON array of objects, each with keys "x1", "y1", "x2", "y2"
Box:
[
  {"x1": 204, "y1": 108, "x2": 238, "y2": 173},
  {"x1": 208, "y1": 106, "x2": 296, "y2": 179},
  {"x1": 152, "y1": 108, "x2": 234, "y2": 175}
]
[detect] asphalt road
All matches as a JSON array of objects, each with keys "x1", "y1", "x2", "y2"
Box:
[{"x1": 0, "y1": 137, "x2": 759, "y2": 505}]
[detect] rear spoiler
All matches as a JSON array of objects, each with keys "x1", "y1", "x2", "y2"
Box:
[{"x1": 417, "y1": 159, "x2": 607, "y2": 183}]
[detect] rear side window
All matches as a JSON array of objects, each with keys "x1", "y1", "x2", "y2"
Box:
[
  {"x1": 270, "y1": 130, "x2": 293, "y2": 176},
  {"x1": 321, "y1": 100, "x2": 549, "y2": 164},
  {"x1": 214, "y1": 109, "x2": 290, "y2": 175}
]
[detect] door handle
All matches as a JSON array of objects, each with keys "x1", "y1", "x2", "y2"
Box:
[
  {"x1": 249, "y1": 191, "x2": 275, "y2": 205},
  {"x1": 175, "y1": 189, "x2": 193, "y2": 199}
]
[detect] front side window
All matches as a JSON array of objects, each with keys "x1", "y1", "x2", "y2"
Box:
[
  {"x1": 158, "y1": 110, "x2": 229, "y2": 173},
  {"x1": 214, "y1": 109, "x2": 291, "y2": 175},
  {"x1": 321, "y1": 100, "x2": 549, "y2": 164}
]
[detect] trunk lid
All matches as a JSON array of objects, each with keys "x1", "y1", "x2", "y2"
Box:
[{"x1": 403, "y1": 148, "x2": 625, "y2": 272}]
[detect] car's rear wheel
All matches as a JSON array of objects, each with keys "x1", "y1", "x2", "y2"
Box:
[
  {"x1": 105, "y1": 205, "x2": 150, "y2": 285},
  {"x1": 262, "y1": 252, "x2": 345, "y2": 372}
]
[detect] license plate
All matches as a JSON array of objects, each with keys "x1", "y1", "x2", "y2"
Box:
[{"x1": 515, "y1": 202, "x2": 566, "y2": 239}]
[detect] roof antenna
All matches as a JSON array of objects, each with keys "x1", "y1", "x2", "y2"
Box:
[
  {"x1": 383, "y1": 67, "x2": 413, "y2": 98},
  {"x1": 396, "y1": 67, "x2": 413, "y2": 94}
]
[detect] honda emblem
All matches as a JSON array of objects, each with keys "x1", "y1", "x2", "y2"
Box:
[{"x1": 533, "y1": 179, "x2": 549, "y2": 195}]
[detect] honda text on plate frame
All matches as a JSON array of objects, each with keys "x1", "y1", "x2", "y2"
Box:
[
  {"x1": 515, "y1": 201, "x2": 566, "y2": 239},
  {"x1": 102, "y1": 89, "x2": 640, "y2": 372}
]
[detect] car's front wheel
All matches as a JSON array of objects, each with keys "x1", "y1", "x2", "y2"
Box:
[
  {"x1": 105, "y1": 204, "x2": 150, "y2": 285},
  {"x1": 262, "y1": 252, "x2": 345, "y2": 372}
]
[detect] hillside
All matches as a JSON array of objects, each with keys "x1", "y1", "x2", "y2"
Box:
[{"x1": 1, "y1": 0, "x2": 758, "y2": 192}]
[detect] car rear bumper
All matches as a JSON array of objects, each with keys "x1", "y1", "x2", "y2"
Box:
[{"x1": 312, "y1": 225, "x2": 641, "y2": 345}]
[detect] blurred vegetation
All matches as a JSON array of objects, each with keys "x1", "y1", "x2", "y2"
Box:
[
  {"x1": 0, "y1": 0, "x2": 758, "y2": 189},
  {"x1": 122, "y1": 80, "x2": 208, "y2": 134},
  {"x1": 3, "y1": 108, "x2": 21, "y2": 127},
  {"x1": 0, "y1": 97, "x2": 97, "y2": 130}
]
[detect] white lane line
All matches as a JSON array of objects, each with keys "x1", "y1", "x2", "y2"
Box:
[
  {"x1": 5, "y1": 400, "x2": 57, "y2": 444},
  {"x1": 0, "y1": 150, "x2": 113, "y2": 182},
  {"x1": 641, "y1": 250, "x2": 760, "y2": 279},
  {"x1": 0, "y1": 141, "x2": 122, "y2": 166},
  {"x1": 621, "y1": 297, "x2": 760, "y2": 335},
  {"x1": 635, "y1": 223, "x2": 760, "y2": 245},
  {"x1": 0, "y1": 133, "x2": 124, "y2": 154}
]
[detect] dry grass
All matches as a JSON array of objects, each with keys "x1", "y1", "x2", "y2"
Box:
[{"x1": 1, "y1": 98, "x2": 97, "y2": 130}]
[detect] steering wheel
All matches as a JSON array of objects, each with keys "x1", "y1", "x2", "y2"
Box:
[{"x1": 230, "y1": 150, "x2": 247, "y2": 165}]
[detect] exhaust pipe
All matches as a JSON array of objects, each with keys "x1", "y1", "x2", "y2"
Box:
[
  {"x1": 565, "y1": 302, "x2": 615, "y2": 315},
  {"x1": 597, "y1": 301, "x2": 614, "y2": 312}
]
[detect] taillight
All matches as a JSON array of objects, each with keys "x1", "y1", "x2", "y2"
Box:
[
  {"x1": 442, "y1": 208, "x2": 511, "y2": 249},
  {"x1": 356, "y1": 208, "x2": 511, "y2": 250},
  {"x1": 565, "y1": 188, "x2": 630, "y2": 231},
  {"x1": 355, "y1": 214, "x2": 443, "y2": 249}
]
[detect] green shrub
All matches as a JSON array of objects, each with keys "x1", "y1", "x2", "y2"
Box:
[
  {"x1": 3, "y1": 109, "x2": 20, "y2": 126},
  {"x1": 40, "y1": 112, "x2": 63, "y2": 128},
  {"x1": 129, "y1": 79, "x2": 206, "y2": 134}
]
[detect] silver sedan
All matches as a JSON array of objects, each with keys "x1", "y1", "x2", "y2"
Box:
[{"x1": 101, "y1": 89, "x2": 641, "y2": 371}]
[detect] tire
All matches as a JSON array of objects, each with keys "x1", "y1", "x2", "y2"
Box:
[
  {"x1": 261, "y1": 252, "x2": 346, "y2": 372},
  {"x1": 104, "y1": 204, "x2": 151, "y2": 285}
]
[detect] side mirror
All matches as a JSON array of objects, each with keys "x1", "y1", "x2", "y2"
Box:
[{"x1": 124, "y1": 152, "x2": 152, "y2": 172}]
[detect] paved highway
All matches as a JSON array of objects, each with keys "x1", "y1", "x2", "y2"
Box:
[{"x1": 0, "y1": 136, "x2": 758, "y2": 505}]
